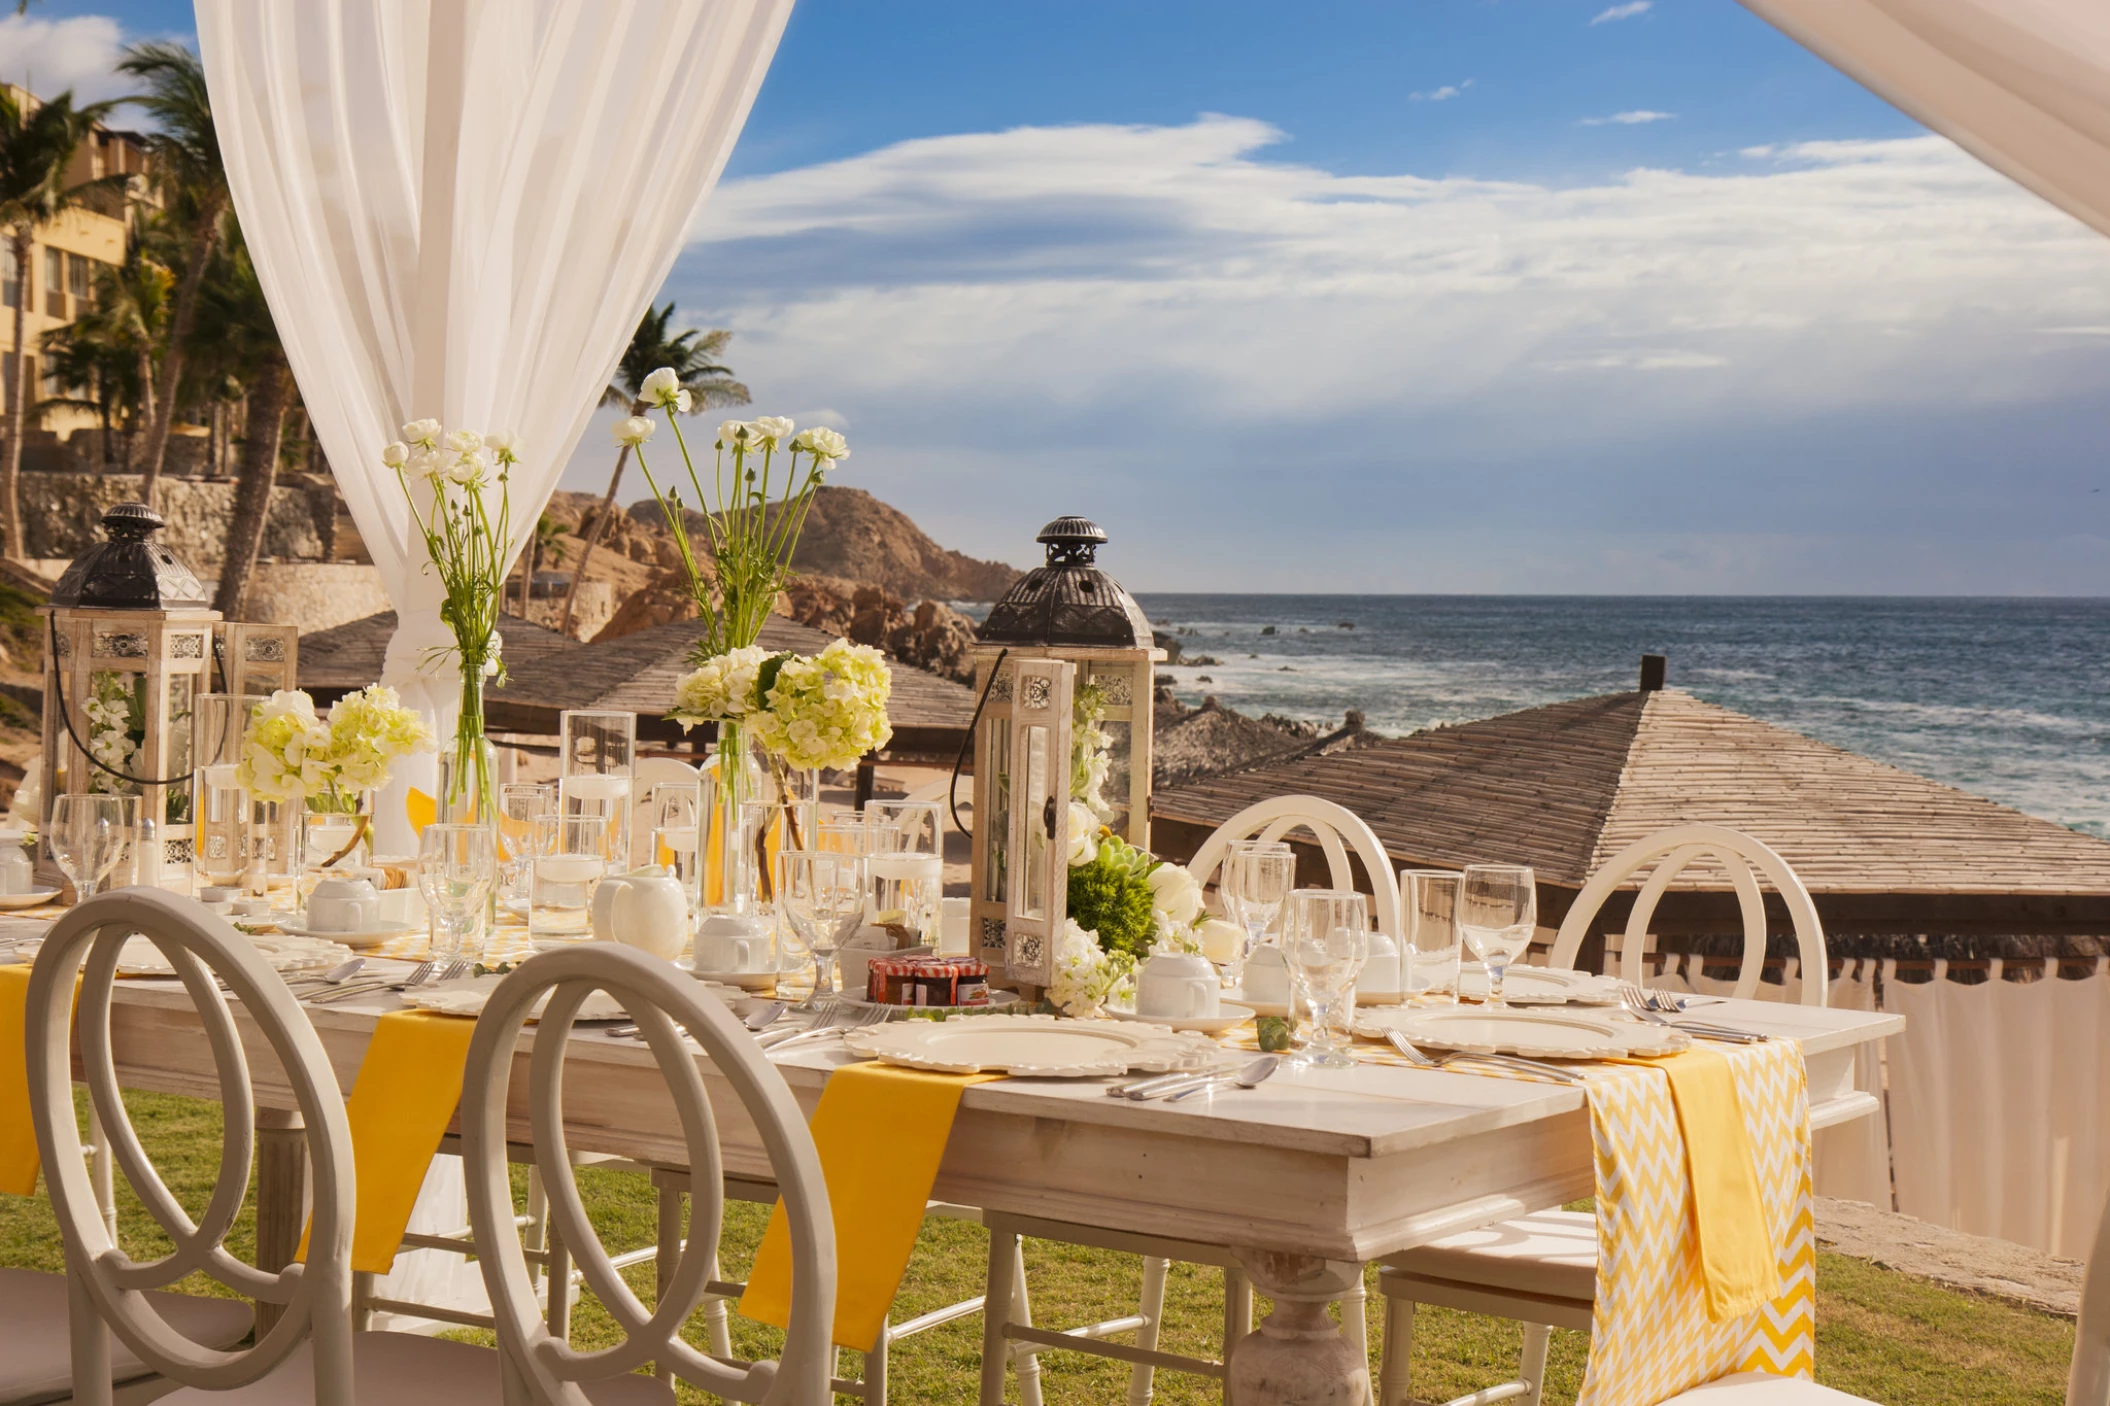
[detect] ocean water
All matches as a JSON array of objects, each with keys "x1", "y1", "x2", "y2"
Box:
[{"x1": 1130, "y1": 595, "x2": 2110, "y2": 839}]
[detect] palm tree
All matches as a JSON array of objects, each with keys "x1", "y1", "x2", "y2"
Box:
[
  {"x1": 119, "y1": 42, "x2": 229, "y2": 509},
  {"x1": 0, "y1": 87, "x2": 118, "y2": 558},
  {"x1": 41, "y1": 239, "x2": 171, "y2": 467},
  {"x1": 557, "y1": 303, "x2": 747, "y2": 634},
  {"x1": 515, "y1": 513, "x2": 570, "y2": 616},
  {"x1": 192, "y1": 231, "x2": 291, "y2": 619}
]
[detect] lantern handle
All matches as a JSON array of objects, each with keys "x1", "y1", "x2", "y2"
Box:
[
  {"x1": 47, "y1": 618, "x2": 202, "y2": 790},
  {"x1": 947, "y1": 647, "x2": 1009, "y2": 841}
]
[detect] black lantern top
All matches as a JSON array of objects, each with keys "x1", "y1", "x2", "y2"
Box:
[
  {"x1": 49, "y1": 502, "x2": 211, "y2": 610},
  {"x1": 977, "y1": 516, "x2": 1152, "y2": 649}
]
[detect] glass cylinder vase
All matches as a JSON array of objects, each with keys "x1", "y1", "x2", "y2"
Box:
[
  {"x1": 699, "y1": 720, "x2": 817, "y2": 941},
  {"x1": 299, "y1": 790, "x2": 376, "y2": 907},
  {"x1": 440, "y1": 674, "x2": 500, "y2": 827}
]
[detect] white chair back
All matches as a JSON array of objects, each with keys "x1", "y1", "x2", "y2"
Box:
[
  {"x1": 1546, "y1": 824, "x2": 1828, "y2": 1006},
  {"x1": 631, "y1": 756, "x2": 702, "y2": 866},
  {"x1": 1186, "y1": 796, "x2": 1402, "y2": 938},
  {"x1": 2071, "y1": 1186, "x2": 2110, "y2": 1406},
  {"x1": 27, "y1": 888, "x2": 357, "y2": 1406},
  {"x1": 461, "y1": 944, "x2": 835, "y2": 1406}
]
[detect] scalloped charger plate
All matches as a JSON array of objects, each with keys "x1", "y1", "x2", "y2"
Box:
[
  {"x1": 1456, "y1": 964, "x2": 1622, "y2": 1006},
  {"x1": 841, "y1": 1013, "x2": 1217, "y2": 1077},
  {"x1": 1352, "y1": 1006, "x2": 1688, "y2": 1060}
]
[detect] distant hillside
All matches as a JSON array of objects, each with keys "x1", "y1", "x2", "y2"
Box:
[{"x1": 626, "y1": 485, "x2": 1021, "y2": 602}]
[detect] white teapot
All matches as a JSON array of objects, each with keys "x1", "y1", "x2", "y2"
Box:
[
  {"x1": 1136, "y1": 951, "x2": 1221, "y2": 1021},
  {"x1": 589, "y1": 865, "x2": 690, "y2": 961}
]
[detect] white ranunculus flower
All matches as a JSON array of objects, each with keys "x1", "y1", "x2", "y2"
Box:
[
  {"x1": 380, "y1": 441, "x2": 409, "y2": 469},
  {"x1": 792, "y1": 426, "x2": 849, "y2": 462},
  {"x1": 613, "y1": 416, "x2": 655, "y2": 448},
  {"x1": 486, "y1": 432, "x2": 520, "y2": 464},
  {"x1": 1148, "y1": 862, "x2": 1206, "y2": 927},
  {"x1": 445, "y1": 429, "x2": 482, "y2": 454},
  {"x1": 408, "y1": 447, "x2": 443, "y2": 482},
  {"x1": 675, "y1": 389, "x2": 692, "y2": 413},
  {"x1": 401, "y1": 417, "x2": 442, "y2": 447},
  {"x1": 444, "y1": 449, "x2": 487, "y2": 485},
  {"x1": 1066, "y1": 801, "x2": 1100, "y2": 867},
  {"x1": 750, "y1": 415, "x2": 794, "y2": 445},
  {"x1": 641, "y1": 367, "x2": 681, "y2": 408},
  {"x1": 719, "y1": 419, "x2": 753, "y2": 447}
]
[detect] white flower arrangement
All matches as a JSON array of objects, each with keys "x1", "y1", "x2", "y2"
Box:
[
  {"x1": 235, "y1": 687, "x2": 433, "y2": 810},
  {"x1": 668, "y1": 645, "x2": 772, "y2": 727},
  {"x1": 320, "y1": 685, "x2": 435, "y2": 801},
  {"x1": 83, "y1": 673, "x2": 142, "y2": 795},
  {"x1": 236, "y1": 691, "x2": 332, "y2": 804},
  {"x1": 751, "y1": 639, "x2": 894, "y2": 772},
  {"x1": 1047, "y1": 918, "x2": 1137, "y2": 1018}
]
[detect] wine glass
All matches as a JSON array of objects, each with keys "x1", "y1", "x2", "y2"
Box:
[
  {"x1": 777, "y1": 850, "x2": 866, "y2": 1002},
  {"x1": 1459, "y1": 865, "x2": 1537, "y2": 1008},
  {"x1": 1284, "y1": 889, "x2": 1369, "y2": 1067},
  {"x1": 50, "y1": 794, "x2": 130, "y2": 900},
  {"x1": 1224, "y1": 841, "x2": 1294, "y2": 990},
  {"x1": 418, "y1": 823, "x2": 497, "y2": 966}
]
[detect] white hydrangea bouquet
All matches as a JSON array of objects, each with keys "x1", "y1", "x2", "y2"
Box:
[
  {"x1": 238, "y1": 687, "x2": 433, "y2": 867},
  {"x1": 381, "y1": 420, "x2": 518, "y2": 821}
]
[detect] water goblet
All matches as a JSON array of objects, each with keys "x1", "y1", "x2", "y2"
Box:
[
  {"x1": 1224, "y1": 841, "x2": 1294, "y2": 990},
  {"x1": 50, "y1": 793, "x2": 131, "y2": 900},
  {"x1": 1284, "y1": 889, "x2": 1369, "y2": 1068},
  {"x1": 777, "y1": 850, "x2": 866, "y2": 1002},
  {"x1": 1401, "y1": 869, "x2": 1463, "y2": 1004},
  {"x1": 418, "y1": 823, "x2": 497, "y2": 965},
  {"x1": 1459, "y1": 864, "x2": 1537, "y2": 1008}
]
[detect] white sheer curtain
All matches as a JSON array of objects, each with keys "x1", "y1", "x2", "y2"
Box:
[
  {"x1": 197, "y1": 0, "x2": 792, "y2": 850},
  {"x1": 1741, "y1": 0, "x2": 2110, "y2": 237}
]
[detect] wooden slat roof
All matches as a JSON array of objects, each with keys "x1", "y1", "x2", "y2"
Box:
[
  {"x1": 1151, "y1": 687, "x2": 2110, "y2": 897},
  {"x1": 296, "y1": 611, "x2": 576, "y2": 692}
]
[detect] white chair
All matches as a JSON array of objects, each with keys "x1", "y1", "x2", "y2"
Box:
[
  {"x1": 25, "y1": 886, "x2": 523, "y2": 1406},
  {"x1": 976, "y1": 795, "x2": 1396, "y2": 1406},
  {"x1": 1656, "y1": 1179, "x2": 2110, "y2": 1406},
  {"x1": 461, "y1": 943, "x2": 835, "y2": 1406},
  {"x1": 1375, "y1": 825, "x2": 1830, "y2": 1406}
]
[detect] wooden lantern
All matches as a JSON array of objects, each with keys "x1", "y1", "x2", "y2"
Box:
[{"x1": 967, "y1": 517, "x2": 1164, "y2": 986}]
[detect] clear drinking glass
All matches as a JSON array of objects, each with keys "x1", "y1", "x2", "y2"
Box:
[
  {"x1": 419, "y1": 823, "x2": 497, "y2": 965},
  {"x1": 497, "y1": 783, "x2": 556, "y2": 908},
  {"x1": 559, "y1": 709, "x2": 636, "y2": 868},
  {"x1": 51, "y1": 793, "x2": 130, "y2": 899},
  {"x1": 190, "y1": 693, "x2": 265, "y2": 892},
  {"x1": 1459, "y1": 864, "x2": 1537, "y2": 1008},
  {"x1": 817, "y1": 816, "x2": 880, "y2": 855},
  {"x1": 530, "y1": 814, "x2": 609, "y2": 946},
  {"x1": 868, "y1": 845, "x2": 943, "y2": 944},
  {"x1": 863, "y1": 800, "x2": 941, "y2": 856},
  {"x1": 1284, "y1": 888, "x2": 1369, "y2": 1068},
  {"x1": 778, "y1": 850, "x2": 866, "y2": 1001},
  {"x1": 1224, "y1": 841, "x2": 1294, "y2": 990},
  {"x1": 651, "y1": 781, "x2": 704, "y2": 911},
  {"x1": 1401, "y1": 869, "x2": 1464, "y2": 1004}
]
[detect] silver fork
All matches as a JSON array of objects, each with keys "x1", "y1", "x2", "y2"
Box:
[
  {"x1": 1617, "y1": 981, "x2": 1768, "y2": 1043},
  {"x1": 607, "y1": 998, "x2": 789, "y2": 1042},
  {"x1": 1383, "y1": 1029, "x2": 1585, "y2": 1083},
  {"x1": 758, "y1": 1003, "x2": 888, "y2": 1051},
  {"x1": 304, "y1": 958, "x2": 441, "y2": 1005}
]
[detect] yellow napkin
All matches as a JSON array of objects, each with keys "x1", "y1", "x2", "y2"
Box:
[
  {"x1": 406, "y1": 788, "x2": 437, "y2": 838},
  {"x1": 1624, "y1": 1048, "x2": 1779, "y2": 1321},
  {"x1": 300, "y1": 1010, "x2": 476, "y2": 1274},
  {"x1": 740, "y1": 1061, "x2": 1002, "y2": 1350},
  {"x1": 0, "y1": 966, "x2": 39, "y2": 1196}
]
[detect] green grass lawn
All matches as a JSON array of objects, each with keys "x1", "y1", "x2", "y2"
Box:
[{"x1": 1, "y1": 1090, "x2": 2075, "y2": 1405}]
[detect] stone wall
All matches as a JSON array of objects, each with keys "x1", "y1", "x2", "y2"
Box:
[
  {"x1": 218, "y1": 563, "x2": 392, "y2": 633},
  {"x1": 19, "y1": 472, "x2": 325, "y2": 565}
]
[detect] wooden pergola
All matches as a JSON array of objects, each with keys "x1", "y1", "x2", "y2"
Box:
[{"x1": 1151, "y1": 682, "x2": 2110, "y2": 953}]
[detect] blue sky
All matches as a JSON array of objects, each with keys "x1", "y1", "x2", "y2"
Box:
[{"x1": 9, "y1": 1, "x2": 2110, "y2": 593}]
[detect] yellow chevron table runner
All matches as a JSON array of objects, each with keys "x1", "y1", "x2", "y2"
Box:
[{"x1": 1577, "y1": 1038, "x2": 1813, "y2": 1406}]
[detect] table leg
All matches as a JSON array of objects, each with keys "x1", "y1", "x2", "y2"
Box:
[
  {"x1": 1227, "y1": 1250, "x2": 1371, "y2": 1406},
  {"x1": 253, "y1": 1109, "x2": 308, "y2": 1336}
]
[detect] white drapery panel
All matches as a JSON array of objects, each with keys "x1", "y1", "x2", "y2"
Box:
[
  {"x1": 1740, "y1": 0, "x2": 2110, "y2": 237},
  {"x1": 197, "y1": 0, "x2": 792, "y2": 848}
]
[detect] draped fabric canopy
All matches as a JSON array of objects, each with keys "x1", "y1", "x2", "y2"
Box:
[
  {"x1": 197, "y1": 0, "x2": 792, "y2": 847},
  {"x1": 1741, "y1": 0, "x2": 2110, "y2": 238}
]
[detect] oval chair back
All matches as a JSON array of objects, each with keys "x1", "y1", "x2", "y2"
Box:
[
  {"x1": 631, "y1": 756, "x2": 703, "y2": 868},
  {"x1": 27, "y1": 888, "x2": 358, "y2": 1406},
  {"x1": 1546, "y1": 823, "x2": 1828, "y2": 1006},
  {"x1": 461, "y1": 944, "x2": 835, "y2": 1406},
  {"x1": 1186, "y1": 796, "x2": 1402, "y2": 938}
]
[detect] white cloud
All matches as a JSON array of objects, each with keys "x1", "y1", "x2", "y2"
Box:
[
  {"x1": 1410, "y1": 79, "x2": 1472, "y2": 102},
  {"x1": 1582, "y1": 110, "x2": 1678, "y2": 126},
  {"x1": 0, "y1": 14, "x2": 133, "y2": 105},
  {"x1": 1591, "y1": 2, "x2": 1654, "y2": 23},
  {"x1": 641, "y1": 115, "x2": 2110, "y2": 591}
]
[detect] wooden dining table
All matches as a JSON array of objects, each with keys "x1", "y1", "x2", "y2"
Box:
[{"x1": 44, "y1": 918, "x2": 1896, "y2": 1406}]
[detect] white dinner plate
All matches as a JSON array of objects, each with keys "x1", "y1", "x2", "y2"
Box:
[
  {"x1": 683, "y1": 952, "x2": 806, "y2": 990},
  {"x1": 41, "y1": 933, "x2": 356, "y2": 979},
  {"x1": 1352, "y1": 1005, "x2": 1688, "y2": 1060},
  {"x1": 1105, "y1": 1001, "x2": 1256, "y2": 1035},
  {"x1": 399, "y1": 977, "x2": 628, "y2": 1022},
  {"x1": 0, "y1": 890, "x2": 60, "y2": 911},
  {"x1": 276, "y1": 921, "x2": 418, "y2": 949},
  {"x1": 842, "y1": 1013, "x2": 1216, "y2": 1077},
  {"x1": 1456, "y1": 965, "x2": 1621, "y2": 1006}
]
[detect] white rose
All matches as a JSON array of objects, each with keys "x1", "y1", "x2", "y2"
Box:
[
  {"x1": 613, "y1": 416, "x2": 655, "y2": 448},
  {"x1": 380, "y1": 441, "x2": 409, "y2": 469},
  {"x1": 400, "y1": 417, "x2": 442, "y2": 447},
  {"x1": 750, "y1": 415, "x2": 794, "y2": 445},
  {"x1": 1148, "y1": 863, "x2": 1205, "y2": 927},
  {"x1": 1196, "y1": 918, "x2": 1244, "y2": 964},
  {"x1": 641, "y1": 367, "x2": 682, "y2": 408},
  {"x1": 793, "y1": 426, "x2": 849, "y2": 462},
  {"x1": 1065, "y1": 801, "x2": 1100, "y2": 867}
]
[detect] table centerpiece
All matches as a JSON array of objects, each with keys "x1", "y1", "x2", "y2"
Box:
[{"x1": 237, "y1": 685, "x2": 433, "y2": 884}]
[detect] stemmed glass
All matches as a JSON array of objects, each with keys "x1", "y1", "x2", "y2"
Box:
[
  {"x1": 418, "y1": 823, "x2": 497, "y2": 966},
  {"x1": 1221, "y1": 841, "x2": 1294, "y2": 990},
  {"x1": 1459, "y1": 865, "x2": 1537, "y2": 1008},
  {"x1": 50, "y1": 794, "x2": 131, "y2": 899},
  {"x1": 1284, "y1": 889, "x2": 1369, "y2": 1068},
  {"x1": 777, "y1": 850, "x2": 866, "y2": 1002}
]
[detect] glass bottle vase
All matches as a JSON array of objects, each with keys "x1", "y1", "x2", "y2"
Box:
[{"x1": 699, "y1": 720, "x2": 817, "y2": 940}]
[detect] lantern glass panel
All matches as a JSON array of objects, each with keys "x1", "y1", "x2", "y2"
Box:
[
  {"x1": 1099, "y1": 717, "x2": 1132, "y2": 835},
  {"x1": 165, "y1": 673, "x2": 194, "y2": 823},
  {"x1": 982, "y1": 715, "x2": 1009, "y2": 905},
  {"x1": 1019, "y1": 721, "x2": 1051, "y2": 922}
]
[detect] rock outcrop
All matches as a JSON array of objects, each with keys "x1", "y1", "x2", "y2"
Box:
[{"x1": 782, "y1": 576, "x2": 978, "y2": 684}]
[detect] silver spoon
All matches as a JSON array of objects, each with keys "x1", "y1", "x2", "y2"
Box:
[
  {"x1": 289, "y1": 958, "x2": 366, "y2": 987},
  {"x1": 608, "y1": 999, "x2": 788, "y2": 1041},
  {"x1": 1166, "y1": 1055, "x2": 1281, "y2": 1102}
]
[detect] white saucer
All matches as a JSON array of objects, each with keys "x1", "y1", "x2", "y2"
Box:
[
  {"x1": 1219, "y1": 987, "x2": 1289, "y2": 1019},
  {"x1": 1107, "y1": 1001, "x2": 1256, "y2": 1035},
  {"x1": 277, "y1": 920, "x2": 417, "y2": 949},
  {"x1": 0, "y1": 890, "x2": 60, "y2": 910}
]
